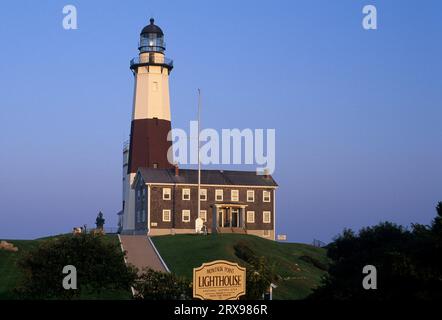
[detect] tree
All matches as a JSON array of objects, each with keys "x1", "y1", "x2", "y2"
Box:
[
  {"x1": 15, "y1": 234, "x2": 137, "y2": 299},
  {"x1": 310, "y1": 202, "x2": 442, "y2": 300},
  {"x1": 243, "y1": 256, "x2": 276, "y2": 300},
  {"x1": 95, "y1": 211, "x2": 105, "y2": 230},
  {"x1": 133, "y1": 268, "x2": 192, "y2": 300},
  {"x1": 431, "y1": 201, "x2": 442, "y2": 234}
]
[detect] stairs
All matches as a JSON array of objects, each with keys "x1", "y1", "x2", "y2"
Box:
[
  {"x1": 218, "y1": 227, "x2": 247, "y2": 234},
  {"x1": 119, "y1": 235, "x2": 168, "y2": 273}
]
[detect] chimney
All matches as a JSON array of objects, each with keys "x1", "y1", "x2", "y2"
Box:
[
  {"x1": 263, "y1": 168, "x2": 270, "y2": 179},
  {"x1": 174, "y1": 164, "x2": 179, "y2": 176}
]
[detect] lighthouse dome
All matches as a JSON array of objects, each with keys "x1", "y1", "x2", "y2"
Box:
[{"x1": 140, "y1": 18, "x2": 164, "y2": 36}]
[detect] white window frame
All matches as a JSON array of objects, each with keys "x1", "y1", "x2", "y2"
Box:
[
  {"x1": 199, "y1": 210, "x2": 207, "y2": 222},
  {"x1": 247, "y1": 211, "x2": 255, "y2": 223},
  {"x1": 162, "y1": 209, "x2": 171, "y2": 222},
  {"x1": 200, "y1": 189, "x2": 207, "y2": 201},
  {"x1": 263, "y1": 190, "x2": 271, "y2": 202},
  {"x1": 182, "y1": 210, "x2": 191, "y2": 223},
  {"x1": 247, "y1": 190, "x2": 255, "y2": 202},
  {"x1": 231, "y1": 190, "x2": 239, "y2": 202},
  {"x1": 215, "y1": 189, "x2": 223, "y2": 201},
  {"x1": 163, "y1": 188, "x2": 171, "y2": 200},
  {"x1": 263, "y1": 211, "x2": 271, "y2": 223},
  {"x1": 182, "y1": 188, "x2": 191, "y2": 201}
]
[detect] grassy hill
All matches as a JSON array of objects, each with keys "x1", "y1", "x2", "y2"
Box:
[
  {"x1": 152, "y1": 233, "x2": 328, "y2": 300},
  {"x1": 0, "y1": 235, "x2": 131, "y2": 300},
  {"x1": 0, "y1": 240, "x2": 40, "y2": 299},
  {"x1": 1, "y1": 234, "x2": 328, "y2": 300}
]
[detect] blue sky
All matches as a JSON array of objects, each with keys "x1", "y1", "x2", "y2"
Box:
[{"x1": 0, "y1": 0, "x2": 441, "y2": 242}]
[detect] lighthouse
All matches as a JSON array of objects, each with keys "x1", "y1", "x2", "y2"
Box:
[
  {"x1": 121, "y1": 18, "x2": 174, "y2": 232},
  {"x1": 119, "y1": 19, "x2": 278, "y2": 240}
]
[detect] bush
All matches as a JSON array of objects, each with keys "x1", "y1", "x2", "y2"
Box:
[
  {"x1": 310, "y1": 202, "x2": 442, "y2": 300},
  {"x1": 133, "y1": 268, "x2": 192, "y2": 300},
  {"x1": 15, "y1": 234, "x2": 137, "y2": 299}
]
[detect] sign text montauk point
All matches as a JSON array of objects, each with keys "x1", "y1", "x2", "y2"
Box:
[{"x1": 193, "y1": 260, "x2": 246, "y2": 300}]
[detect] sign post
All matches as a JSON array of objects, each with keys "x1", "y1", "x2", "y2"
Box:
[{"x1": 193, "y1": 260, "x2": 246, "y2": 300}]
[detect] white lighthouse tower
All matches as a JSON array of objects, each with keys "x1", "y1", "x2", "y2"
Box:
[{"x1": 121, "y1": 18, "x2": 174, "y2": 233}]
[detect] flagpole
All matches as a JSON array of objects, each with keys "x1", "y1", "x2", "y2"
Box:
[{"x1": 197, "y1": 88, "x2": 201, "y2": 231}]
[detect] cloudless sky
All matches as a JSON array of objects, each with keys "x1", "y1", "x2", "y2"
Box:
[{"x1": 0, "y1": 0, "x2": 441, "y2": 242}]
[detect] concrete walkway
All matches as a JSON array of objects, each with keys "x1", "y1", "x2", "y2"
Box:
[{"x1": 119, "y1": 235, "x2": 168, "y2": 273}]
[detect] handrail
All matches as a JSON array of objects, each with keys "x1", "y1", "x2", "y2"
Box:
[{"x1": 130, "y1": 56, "x2": 173, "y2": 69}]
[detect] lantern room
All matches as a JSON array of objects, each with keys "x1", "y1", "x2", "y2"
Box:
[{"x1": 139, "y1": 18, "x2": 165, "y2": 54}]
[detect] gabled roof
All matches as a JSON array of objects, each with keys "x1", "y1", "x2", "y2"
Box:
[{"x1": 137, "y1": 168, "x2": 278, "y2": 187}]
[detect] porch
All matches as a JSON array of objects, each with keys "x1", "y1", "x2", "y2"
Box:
[{"x1": 212, "y1": 203, "x2": 248, "y2": 234}]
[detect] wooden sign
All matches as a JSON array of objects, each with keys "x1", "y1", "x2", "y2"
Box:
[{"x1": 193, "y1": 260, "x2": 246, "y2": 300}]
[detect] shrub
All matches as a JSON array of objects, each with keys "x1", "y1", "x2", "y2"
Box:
[
  {"x1": 15, "y1": 234, "x2": 136, "y2": 299},
  {"x1": 133, "y1": 268, "x2": 192, "y2": 300}
]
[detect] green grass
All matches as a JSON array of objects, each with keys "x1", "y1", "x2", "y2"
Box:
[
  {"x1": 0, "y1": 235, "x2": 132, "y2": 300},
  {"x1": 0, "y1": 240, "x2": 40, "y2": 299},
  {"x1": 1, "y1": 233, "x2": 328, "y2": 300},
  {"x1": 151, "y1": 233, "x2": 328, "y2": 300}
]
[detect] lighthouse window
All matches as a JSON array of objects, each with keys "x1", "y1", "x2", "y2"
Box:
[{"x1": 152, "y1": 81, "x2": 159, "y2": 91}]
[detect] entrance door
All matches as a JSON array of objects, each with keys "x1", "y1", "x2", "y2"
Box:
[
  {"x1": 231, "y1": 209, "x2": 239, "y2": 228},
  {"x1": 218, "y1": 209, "x2": 224, "y2": 228}
]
